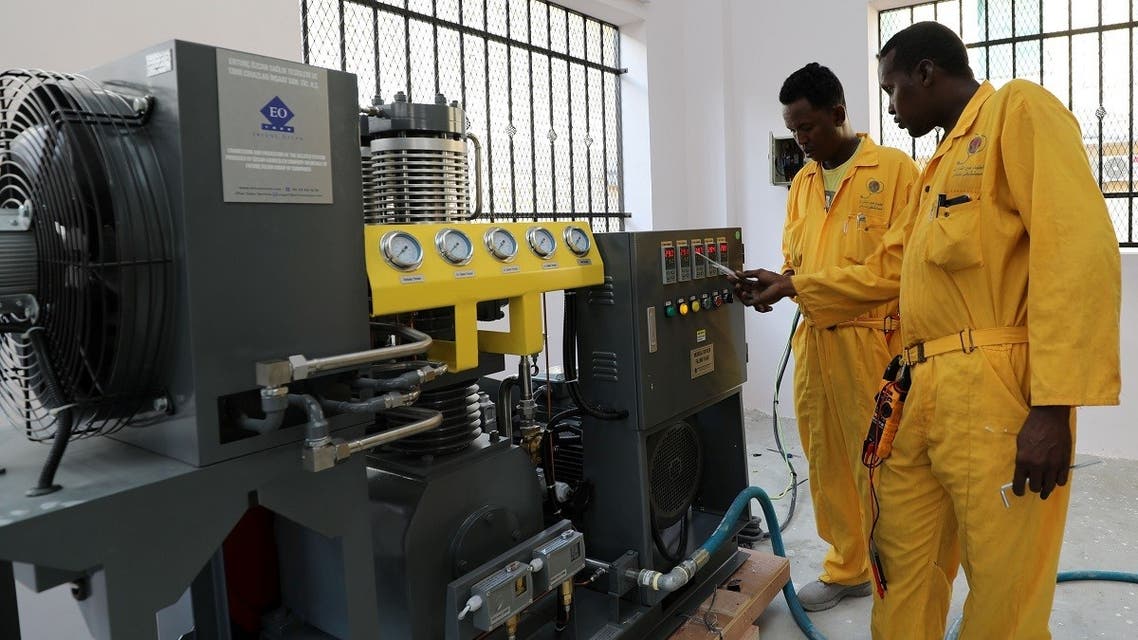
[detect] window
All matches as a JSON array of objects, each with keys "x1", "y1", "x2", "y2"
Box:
[
  {"x1": 301, "y1": 0, "x2": 627, "y2": 232},
  {"x1": 878, "y1": 0, "x2": 1137, "y2": 246}
]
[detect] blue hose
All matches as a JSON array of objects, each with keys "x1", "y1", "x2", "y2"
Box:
[
  {"x1": 701, "y1": 486, "x2": 827, "y2": 640},
  {"x1": 942, "y1": 571, "x2": 1138, "y2": 639}
]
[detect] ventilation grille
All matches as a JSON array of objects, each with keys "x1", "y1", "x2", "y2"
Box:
[
  {"x1": 586, "y1": 276, "x2": 615, "y2": 306},
  {"x1": 648, "y1": 421, "x2": 702, "y2": 527},
  {"x1": 590, "y1": 352, "x2": 618, "y2": 382}
]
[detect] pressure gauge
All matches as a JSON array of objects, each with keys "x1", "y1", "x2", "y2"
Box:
[
  {"x1": 380, "y1": 230, "x2": 424, "y2": 271},
  {"x1": 563, "y1": 225, "x2": 591, "y2": 257},
  {"x1": 526, "y1": 226, "x2": 557, "y2": 259},
  {"x1": 484, "y1": 226, "x2": 518, "y2": 262},
  {"x1": 435, "y1": 228, "x2": 474, "y2": 266}
]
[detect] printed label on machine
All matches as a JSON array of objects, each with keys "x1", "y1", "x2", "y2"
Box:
[
  {"x1": 577, "y1": 258, "x2": 592, "y2": 266},
  {"x1": 216, "y1": 49, "x2": 333, "y2": 204},
  {"x1": 690, "y1": 344, "x2": 715, "y2": 379},
  {"x1": 541, "y1": 262, "x2": 560, "y2": 270},
  {"x1": 696, "y1": 329, "x2": 707, "y2": 343},
  {"x1": 502, "y1": 265, "x2": 521, "y2": 274},
  {"x1": 454, "y1": 270, "x2": 475, "y2": 279},
  {"x1": 400, "y1": 274, "x2": 425, "y2": 284},
  {"x1": 145, "y1": 49, "x2": 173, "y2": 77}
]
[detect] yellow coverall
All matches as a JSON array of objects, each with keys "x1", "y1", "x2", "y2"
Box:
[
  {"x1": 791, "y1": 80, "x2": 1122, "y2": 639},
  {"x1": 782, "y1": 134, "x2": 919, "y2": 587}
]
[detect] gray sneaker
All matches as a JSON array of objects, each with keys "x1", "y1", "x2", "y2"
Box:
[{"x1": 796, "y1": 580, "x2": 873, "y2": 611}]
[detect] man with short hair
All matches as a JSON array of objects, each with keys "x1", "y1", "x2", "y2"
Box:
[
  {"x1": 737, "y1": 22, "x2": 1121, "y2": 639},
  {"x1": 760, "y1": 62, "x2": 919, "y2": 611}
]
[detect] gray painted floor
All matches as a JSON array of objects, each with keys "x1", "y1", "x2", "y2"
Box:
[{"x1": 745, "y1": 411, "x2": 1138, "y2": 640}]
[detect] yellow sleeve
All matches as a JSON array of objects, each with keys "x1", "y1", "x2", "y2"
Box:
[
  {"x1": 1001, "y1": 88, "x2": 1121, "y2": 406},
  {"x1": 790, "y1": 156, "x2": 920, "y2": 327},
  {"x1": 780, "y1": 176, "x2": 804, "y2": 274}
]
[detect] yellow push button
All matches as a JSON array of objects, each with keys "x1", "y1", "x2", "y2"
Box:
[
  {"x1": 692, "y1": 300, "x2": 701, "y2": 313},
  {"x1": 679, "y1": 302, "x2": 690, "y2": 315}
]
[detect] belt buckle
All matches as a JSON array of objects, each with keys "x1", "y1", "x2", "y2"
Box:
[
  {"x1": 905, "y1": 341, "x2": 926, "y2": 365},
  {"x1": 959, "y1": 328, "x2": 976, "y2": 354}
]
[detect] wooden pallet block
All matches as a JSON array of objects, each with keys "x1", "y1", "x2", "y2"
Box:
[{"x1": 670, "y1": 548, "x2": 790, "y2": 640}]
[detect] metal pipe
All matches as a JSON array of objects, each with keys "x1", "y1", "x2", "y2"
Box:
[
  {"x1": 258, "y1": 324, "x2": 432, "y2": 385},
  {"x1": 345, "y1": 406, "x2": 443, "y2": 455},
  {"x1": 296, "y1": 325, "x2": 432, "y2": 379},
  {"x1": 320, "y1": 389, "x2": 420, "y2": 414}
]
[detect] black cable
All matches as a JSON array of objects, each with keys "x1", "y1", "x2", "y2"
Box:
[
  {"x1": 762, "y1": 308, "x2": 802, "y2": 538},
  {"x1": 561, "y1": 291, "x2": 627, "y2": 420},
  {"x1": 496, "y1": 375, "x2": 517, "y2": 437}
]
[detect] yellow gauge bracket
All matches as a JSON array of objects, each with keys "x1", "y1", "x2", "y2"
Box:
[{"x1": 365, "y1": 222, "x2": 605, "y2": 372}]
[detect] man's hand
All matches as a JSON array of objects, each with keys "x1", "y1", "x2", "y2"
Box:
[
  {"x1": 728, "y1": 269, "x2": 797, "y2": 308},
  {"x1": 1012, "y1": 406, "x2": 1073, "y2": 500}
]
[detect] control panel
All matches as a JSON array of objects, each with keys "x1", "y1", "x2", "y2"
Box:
[{"x1": 575, "y1": 228, "x2": 747, "y2": 429}]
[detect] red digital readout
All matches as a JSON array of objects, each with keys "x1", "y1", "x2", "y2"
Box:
[
  {"x1": 679, "y1": 247, "x2": 691, "y2": 257},
  {"x1": 664, "y1": 248, "x2": 676, "y2": 259},
  {"x1": 719, "y1": 242, "x2": 729, "y2": 254},
  {"x1": 694, "y1": 246, "x2": 705, "y2": 254}
]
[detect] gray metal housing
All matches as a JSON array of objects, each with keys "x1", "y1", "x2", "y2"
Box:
[
  {"x1": 83, "y1": 41, "x2": 371, "y2": 466},
  {"x1": 572, "y1": 229, "x2": 751, "y2": 630}
]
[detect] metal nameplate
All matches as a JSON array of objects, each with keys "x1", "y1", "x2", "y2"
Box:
[{"x1": 690, "y1": 344, "x2": 714, "y2": 379}]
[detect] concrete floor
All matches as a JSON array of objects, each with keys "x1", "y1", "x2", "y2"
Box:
[{"x1": 744, "y1": 410, "x2": 1138, "y2": 640}]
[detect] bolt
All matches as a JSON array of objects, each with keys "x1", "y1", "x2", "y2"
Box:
[
  {"x1": 394, "y1": 91, "x2": 407, "y2": 102},
  {"x1": 152, "y1": 396, "x2": 169, "y2": 413},
  {"x1": 435, "y1": 92, "x2": 447, "y2": 105}
]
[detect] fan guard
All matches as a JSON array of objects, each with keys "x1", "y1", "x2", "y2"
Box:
[{"x1": 0, "y1": 69, "x2": 175, "y2": 492}]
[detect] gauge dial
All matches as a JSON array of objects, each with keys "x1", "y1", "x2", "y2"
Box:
[
  {"x1": 435, "y1": 228, "x2": 474, "y2": 266},
  {"x1": 484, "y1": 226, "x2": 518, "y2": 262},
  {"x1": 563, "y1": 225, "x2": 591, "y2": 257},
  {"x1": 526, "y1": 226, "x2": 557, "y2": 259},
  {"x1": 380, "y1": 230, "x2": 424, "y2": 271}
]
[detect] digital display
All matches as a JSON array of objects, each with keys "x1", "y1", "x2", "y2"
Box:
[
  {"x1": 719, "y1": 242, "x2": 729, "y2": 254},
  {"x1": 680, "y1": 247, "x2": 691, "y2": 257},
  {"x1": 694, "y1": 246, "x2": 705, "y2": 255},
  {"x1": 664, "y1": 247, "x2": 676, "y2": 259}
]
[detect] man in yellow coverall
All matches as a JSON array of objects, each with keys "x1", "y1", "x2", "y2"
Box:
[
  {"x1": 765, "y1": 62, "x2": 919, "y2": 611},
  {"x1": 736, "y1": 22, "x2": 1121, "y2": 639}
]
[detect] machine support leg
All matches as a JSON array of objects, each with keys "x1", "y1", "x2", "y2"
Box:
[{"x1": 0, "y1": 560, "x2": 21, "y2": 640}]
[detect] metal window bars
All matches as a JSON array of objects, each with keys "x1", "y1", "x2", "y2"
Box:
[
  {"x1": 302, "y1": 0, "x2": 628, "y2": 233},
  {"x1": 878, "y1": 0, "x2": 1137, "y2": 246}
]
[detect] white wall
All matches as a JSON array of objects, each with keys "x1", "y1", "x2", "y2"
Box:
[{"x1": 0, "y1": 0, "x2": 301, "y2": 70}]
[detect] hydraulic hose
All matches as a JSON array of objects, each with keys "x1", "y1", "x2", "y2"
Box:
[{"x1": 633, "y1": 485, "x2": 825, "y2": 639}]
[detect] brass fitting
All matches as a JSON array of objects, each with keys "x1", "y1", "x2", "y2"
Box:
[
  {"x1": 507, "y1": 615, "x2": 519, "y2": 640},
  {"x1": 560, "y1": 580, "x2": 573, "y2": 616}
]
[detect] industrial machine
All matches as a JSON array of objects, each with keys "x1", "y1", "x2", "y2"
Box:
[{"x1": 0, "y1": 40, "x2": 752, "y2": 640}]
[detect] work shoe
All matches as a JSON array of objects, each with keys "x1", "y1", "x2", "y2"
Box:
[{"x1": 796, "y1": 580, "x2": 872, "y2": 611}]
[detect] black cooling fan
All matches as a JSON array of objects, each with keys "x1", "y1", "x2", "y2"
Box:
[{"x1": 0, "y1": 70, "x2": 175, "y2": 495}]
